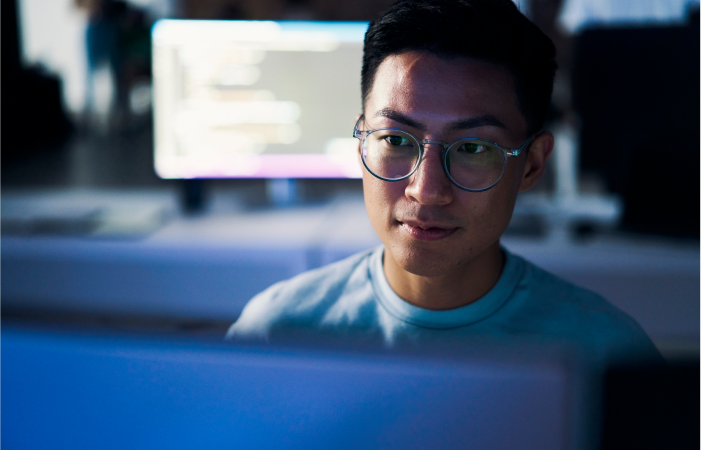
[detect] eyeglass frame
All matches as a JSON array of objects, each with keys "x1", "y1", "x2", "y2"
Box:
[{"x1": 352, "y1": 115, "x2": 537, "y2": 192}]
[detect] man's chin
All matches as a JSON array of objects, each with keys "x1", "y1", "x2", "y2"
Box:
[
  {"x1": 401, "y1": 261, "x2": 454, "y2": 277},
  {"x1": 386, "y1": 236, "x2": 501, "y2": 279},
  {"x1": 389, "y1": 245, "x2": 460, "y2": 278}
]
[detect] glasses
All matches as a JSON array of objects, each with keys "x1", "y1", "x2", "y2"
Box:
[{"x1": 353, "y1": 115, "x2": 536, "y2": 192}]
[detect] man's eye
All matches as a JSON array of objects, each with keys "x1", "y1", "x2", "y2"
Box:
[
  {"x1": 385, "y1": 135, "x2": 411, "y2": 146},
  {"x1": 458, "y1": 143, "x2": 487, "y2": 154}
]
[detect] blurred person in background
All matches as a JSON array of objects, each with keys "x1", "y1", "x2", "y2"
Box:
[
  {"x1": 75, "y1": 0, "x2": 152, "y2": 130},
  {"x1": 227, "y1": 0, "x2": 662, "y2": 365}
]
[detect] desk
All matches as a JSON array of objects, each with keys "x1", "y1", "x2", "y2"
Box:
[{"x1": 2, "y1": 189, "x2": 698, "y2": 353}]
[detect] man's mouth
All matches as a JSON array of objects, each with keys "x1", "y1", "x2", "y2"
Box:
[{"x1": 398, "y1": 220, "x2": 458, "y2": 241}]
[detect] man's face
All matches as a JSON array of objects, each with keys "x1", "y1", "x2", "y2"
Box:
[{"x1": 362, "y1": 51, "x2": 537, "y2": 278}]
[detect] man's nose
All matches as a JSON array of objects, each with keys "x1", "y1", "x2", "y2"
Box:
[{"x1": 405, "y1": 145, "x2": 454, "y2": 206}]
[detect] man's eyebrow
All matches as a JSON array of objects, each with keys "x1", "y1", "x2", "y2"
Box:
[
  {"x1": 373, "y1": 109, "x2": 427, "y2": 131},
  {"x1": 373, "y1": 109, "x2": 507, "y2": 132},
  {"x1": 445, "y1": 115, "x2": 506, "y2": 131}
]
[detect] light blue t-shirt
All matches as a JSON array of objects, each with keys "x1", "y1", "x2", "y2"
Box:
[{"x1": 227, "y1": 247, "x2": 661, "y2": 363}]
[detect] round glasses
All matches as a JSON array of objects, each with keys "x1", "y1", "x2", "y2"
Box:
[{"x1": 353, "y1": 116, "x2": 535, "y2": 192}]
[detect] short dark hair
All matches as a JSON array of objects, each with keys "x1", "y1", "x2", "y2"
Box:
[{"x1": 361, "y1": 0, "x2": 557, "y2": 135}]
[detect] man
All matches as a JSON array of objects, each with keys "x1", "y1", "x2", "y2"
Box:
[{"x1": 227, "y1": 0, "x2": 660, "y2": 363}]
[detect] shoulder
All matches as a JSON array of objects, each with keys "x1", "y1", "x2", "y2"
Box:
[
  {"x1": 508, "y1": 253, "x2": 661, "y2": 361},
  {"x1": 516, "y1": 255, "x2": 625, "y2": 319},
  {"x1": 226, "y1": 248, "x2": 377, "y2": 341}
]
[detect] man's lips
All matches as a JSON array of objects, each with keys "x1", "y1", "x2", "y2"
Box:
[{"x1": 398, "y1": 220, "x2": 458, "y2": 241}]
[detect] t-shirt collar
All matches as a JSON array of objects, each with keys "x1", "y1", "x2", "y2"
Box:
[{"x1": 369, "y1": 246, "x2": 523, "y2": 329}]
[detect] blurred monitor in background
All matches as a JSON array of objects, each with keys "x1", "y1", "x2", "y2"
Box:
[
  {"x1": 152, "y1": 20, "x2": 367, "y2": 180},
  {"x1": 571, "y1": 14, "x2": 700, "y2": 238}
]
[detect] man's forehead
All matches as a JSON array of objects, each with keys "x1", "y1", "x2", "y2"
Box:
[
  {"x1": 365, "y1": 52, "x2": 526, "y2": 136},
  {"x1": 374, "y1": 52, "x2": 514, "y2": 91}
]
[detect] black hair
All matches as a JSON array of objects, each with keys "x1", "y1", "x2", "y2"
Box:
[{"x1": 361, "y1": 0, "x2": 557, "y2": 135}]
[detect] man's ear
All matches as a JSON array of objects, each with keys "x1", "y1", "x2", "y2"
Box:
[{"x1": 519, "y1": 131, "x2": 554, "y2": 192}]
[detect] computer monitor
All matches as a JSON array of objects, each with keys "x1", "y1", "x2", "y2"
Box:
[
  {"x1": 3, "y1": 325, "x2": 583, "y2": 450},
  {"x1": 152, "y1": 20, "x2": 367, "y2": 180}
]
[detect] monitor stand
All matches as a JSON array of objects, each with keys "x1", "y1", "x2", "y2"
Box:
[{"x1": 180, "y1": 179, "x2": 207, "y2": 214}]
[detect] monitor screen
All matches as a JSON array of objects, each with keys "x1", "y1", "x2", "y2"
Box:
[
  {"x1": 152, "y1": 20, "x2": 367, "y2": 179},
  {"x1": 4, "y1": 326, "x2": 578, "y2": 450}
]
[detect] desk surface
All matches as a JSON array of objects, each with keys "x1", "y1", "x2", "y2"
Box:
[{"x1": 2, "y1": 189, "x2": 698, "y2": 353}]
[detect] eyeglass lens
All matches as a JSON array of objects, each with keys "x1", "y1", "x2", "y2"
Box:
[
  {"x1": 362, "y1": 130, "x2": 421, "y2": 180},
  {"x1": 444, "y1": 140, "x2": 506, "y2": 190},
  {"x1": 361, "y1": 130, "x2": 506, "y2": 190}
]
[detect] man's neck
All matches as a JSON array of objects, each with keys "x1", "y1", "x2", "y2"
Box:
[{"x1": 383, "y1": 242, "x2": 505, "y2": 311}]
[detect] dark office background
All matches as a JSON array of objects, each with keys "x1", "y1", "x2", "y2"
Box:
[
  {"x1": 3, "y1": 0, "x2": 699, "y2": 348},
  {"x1": 3, "y1": 0, "x2": 699, "y2": 236},
  {"x1": 2, "y1": 1, "x2": 698, "y2": 448}
]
